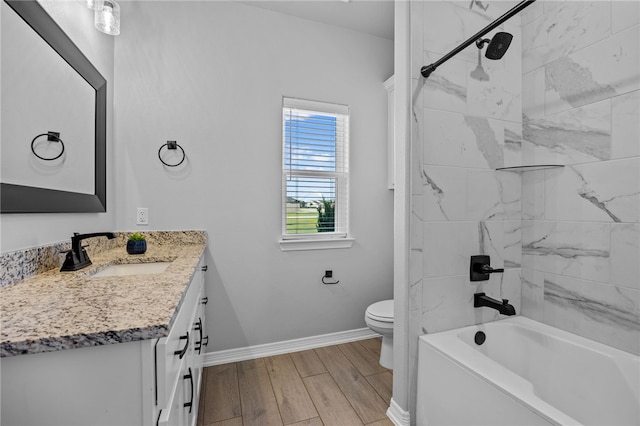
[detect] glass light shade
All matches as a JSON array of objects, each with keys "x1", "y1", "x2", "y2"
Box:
[
  {"x1": 95, "y1": 0, "x2": 120, "y2": 36},
  {"x1": 86, "y1": 0, "x2": 104, "y2": 11}
]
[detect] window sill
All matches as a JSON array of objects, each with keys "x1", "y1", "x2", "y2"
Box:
[{"x1": 279, "y1": 237, "x2": 355, "y2": 252}]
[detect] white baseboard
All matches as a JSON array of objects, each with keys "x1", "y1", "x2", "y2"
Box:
[
  {"x1": 204, "y1": 328, "x2": 379, "y2": 366},
  {"x1": 387, "y1": 398, "x2": 410, "y2": 426}
]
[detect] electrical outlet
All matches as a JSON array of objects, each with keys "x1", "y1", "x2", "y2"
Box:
[{"x1": 137, "y1": 208, "x2": 149, "y2": 225}]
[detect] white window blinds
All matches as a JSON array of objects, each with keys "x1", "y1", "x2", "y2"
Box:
[{"x1": 282, "y1": 97, "x2": 349, "y2": 238}]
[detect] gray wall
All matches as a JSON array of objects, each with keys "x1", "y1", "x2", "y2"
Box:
[{"x1": 113, "y1": 1, "x2": 394, "y2": 351}]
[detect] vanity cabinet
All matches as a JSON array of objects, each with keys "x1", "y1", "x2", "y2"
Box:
[
  {"x1": 156, "y1": 259, "x2": 208, "y2": 426},
  {"x1": 0, "y1": 255, "x2": 208, "y2": 426}
]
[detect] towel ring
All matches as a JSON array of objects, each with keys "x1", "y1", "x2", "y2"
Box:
[
  {"x1": 31, "y1": 132, "x2": 64, "y2": 161},
  {"x1": 158, "y1": 141, "x2": 186, "y2": 167}
]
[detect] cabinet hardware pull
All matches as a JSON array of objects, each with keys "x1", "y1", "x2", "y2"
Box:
[
  {"x1": 203, "y1": 336, "x2": 209, "y2": 347},
  {"x1": 201, "y1": 296, "x2": 208, "y2": 305},
  {"x1": 201, "y1": 265, "x2": 208, "y2": 272},
  {"x1": 195, "y1": 317, "x2": 204, "y2": 354},
  {"x1": 184, "y1": 367, "x2": 194, "y2": 413},
  {"x1": 174, "y1": 332, "x2": 189, "y2": 359}
]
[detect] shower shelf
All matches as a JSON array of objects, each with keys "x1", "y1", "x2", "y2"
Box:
[{"x1": 495, "y1": 164, "x2": 564, "y2": 172}]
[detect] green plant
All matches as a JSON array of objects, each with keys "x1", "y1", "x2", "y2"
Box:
[
  {"x1": 128, "y1": 232, "x2": 146, "y2": 241},
  {"x1": 316, "y1": 197, "x2": 335, "y2": 233}
]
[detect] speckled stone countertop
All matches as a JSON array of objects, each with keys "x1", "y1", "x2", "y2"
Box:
[{"x1": 0, "y1": 232, "x2": 206, "y2": 357}]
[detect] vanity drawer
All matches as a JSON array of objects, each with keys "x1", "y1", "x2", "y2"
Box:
[{"x1": 156, "y1": 257, "x2": 204, "y2": 406}]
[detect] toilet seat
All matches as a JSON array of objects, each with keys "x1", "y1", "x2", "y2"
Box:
[{"x1": 366, "y1": 299, "x2": 393, "y2": 322}]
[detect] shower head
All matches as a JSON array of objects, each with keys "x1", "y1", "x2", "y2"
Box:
[
  {"x1": 476, "y1": 31, "x2": 513, "y2": 60},
  {"x1": 420, "y1": 1, "x2": 535, "y2": 80}
]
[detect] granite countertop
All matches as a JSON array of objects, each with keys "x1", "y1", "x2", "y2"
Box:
[{"x1": 0, "y1": 236, "x2": 206, "y2": 357}]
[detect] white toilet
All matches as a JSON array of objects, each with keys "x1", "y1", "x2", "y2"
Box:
[{"x1": 365, "y1": 299, "x2": 394, "y2": 369}]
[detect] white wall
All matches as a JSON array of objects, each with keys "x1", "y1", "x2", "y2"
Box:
[
  {"x1": 0, "y1": 0, "x2": 116, "y2": 252},
  {"x1": 114, "y1": 1, "x2": 394, "y2": 351}
]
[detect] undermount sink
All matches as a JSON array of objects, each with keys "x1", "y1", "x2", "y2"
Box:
[{"x1": 90, "y1": 262, "x2": 172, "y2": 278}]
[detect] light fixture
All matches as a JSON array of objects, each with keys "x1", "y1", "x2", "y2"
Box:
[
  {"x1": 95, "y1": 0, "x2": 120, "y2": 36},
  {"x1": 86, "y1": 0, "x2": 104, "y2": 11}
]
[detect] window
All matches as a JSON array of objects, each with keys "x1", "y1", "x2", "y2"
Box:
[{"x1": 281, "y1": 97, "x2": 351, "y2": 250}]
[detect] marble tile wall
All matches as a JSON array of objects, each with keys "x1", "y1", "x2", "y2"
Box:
[
  {"x1": 521, "y1": 0, "x2": 639, "y2": 355},
  {"x1": 413, "y1": 0, "x2": 524, "y2": 339},
  {"x1": 408, "y1": 0, "x2": 526, "y2": 416},
  {"x1": 408, "y1": 4, "x2": 639, "y2": 408},
  {"x1": 409, "y1": 0, "x2": 640, "y2": 420}
]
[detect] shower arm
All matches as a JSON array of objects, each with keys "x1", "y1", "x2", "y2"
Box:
[{"x1": 420, "y1": 0, "x2": 536, "y2": 79}]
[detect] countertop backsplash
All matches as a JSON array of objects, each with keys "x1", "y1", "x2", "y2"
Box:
[{"x1": 0, "y1": 230, "x2": 206, "y2": 288}]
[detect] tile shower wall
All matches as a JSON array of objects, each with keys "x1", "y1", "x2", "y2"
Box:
[
  {"x1": 520, "y1": 1, "x2": 640, "y2": 355},
  {"x1": 412, "y1": 0, "x2": 524, "y2": 339},
  {"x1": 407, "y1": 0, "x2": 638, "y2": 418},
  {"x1": 409, "y1": 0, "x2": 525, "y2": 415}
]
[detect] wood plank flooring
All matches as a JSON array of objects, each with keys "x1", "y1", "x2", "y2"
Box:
[{"x1": 197, "y1": 338, "x2": 393, "y2": 426}]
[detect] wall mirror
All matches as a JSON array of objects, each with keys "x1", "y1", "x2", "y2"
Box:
[{"x1": 1, "y1": 0, "x2": 106, "y2": 213}]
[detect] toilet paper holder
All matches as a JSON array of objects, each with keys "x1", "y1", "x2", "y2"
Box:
[{"x1": 322, "y1": 270, "x2": 339, "y2": 285}]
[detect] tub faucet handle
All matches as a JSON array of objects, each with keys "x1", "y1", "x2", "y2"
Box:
[
  {"x1": 470, "y1": 255, "x2": 504, "y2": 281},
  {"x1": 480, "y1": 264, "x2": 504, "y2": 274}
]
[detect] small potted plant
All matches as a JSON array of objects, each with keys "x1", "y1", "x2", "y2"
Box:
[{"x1": 127, "y1": 232, "x2": 147, "y2": 255}]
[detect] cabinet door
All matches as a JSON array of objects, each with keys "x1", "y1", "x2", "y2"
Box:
[
  {"x1": 156, "y1": 256, "x2": 205, "y2": 405},
  {"x1": 157, "y1": 368, "x2": 185, "y2": 426},
  {"x1": 182, "y1": 304, "x2": 199, "y2": 426},
  {"x1": 183, "y1": 365, "x2": 198, "y2": 426},
  {"x1": 188, "y1": 284, "x2": 208, "y2": 426},
  {"x1": 1, "y1": 339, "x2": 153, "y2": 426},
  {"x1": 192, "y1": 287, "x2": 207, "y2": 372}
]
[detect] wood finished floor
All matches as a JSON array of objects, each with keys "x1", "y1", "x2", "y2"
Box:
[{"x1": 197, "y1": 338, "x2": 393, "y2": 426}]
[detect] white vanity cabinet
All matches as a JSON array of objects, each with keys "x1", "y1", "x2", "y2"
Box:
[
  {"x1": 0, "y1": 255, "x2": 208, "y2": 426},
  {"x1": 156, "y1": 259, "x2": 208, "y2": 426}
]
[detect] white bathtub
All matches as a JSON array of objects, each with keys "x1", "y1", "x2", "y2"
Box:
[{"x1": 417, "y1": 316, "x2": 640, "y2": 426}]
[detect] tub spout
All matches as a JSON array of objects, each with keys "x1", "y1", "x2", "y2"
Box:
[{"x1": 474, "y1": 293, "x2": 516, "y2": 316}]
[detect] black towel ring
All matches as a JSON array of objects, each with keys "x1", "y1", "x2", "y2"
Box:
[
  {"x1": 158, "y1": 141, "x2": 186, "y2": 167},
  {"x1": 31, "y1": 131, "x2": 65, "y2": 161}
]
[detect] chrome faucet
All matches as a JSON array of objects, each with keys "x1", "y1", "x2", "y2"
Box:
[
  {"x1": 474, "y1": 293, "x2": 516, "y2": 316},
  {"x1": 60, "y1": 232, "x2": 116, "y2": 271}
]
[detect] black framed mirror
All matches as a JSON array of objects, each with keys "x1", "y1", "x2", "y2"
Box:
[{"x1": 1, "y1": 0, "x2": 107, "y2": 213}]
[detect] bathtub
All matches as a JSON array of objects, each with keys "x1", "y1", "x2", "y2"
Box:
[{"x1": 417, "y1": 316, "x2": 639, "y2": 426}]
